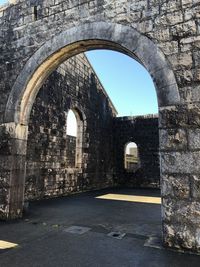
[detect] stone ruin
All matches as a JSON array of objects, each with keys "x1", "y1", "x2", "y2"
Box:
[{"x1": 0, "y1": 0, "x2": 200, "y2": 253}]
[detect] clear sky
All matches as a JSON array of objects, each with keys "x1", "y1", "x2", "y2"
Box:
[
  {"x1": 68, "y1": 50, "x2": 158, "y2": 136},
  {"x1": 86, "y1": 50, "x2": 158, "y2": 116},
  {"x1": 0, "y1": 0, "x2": 7, "y2": 5}
]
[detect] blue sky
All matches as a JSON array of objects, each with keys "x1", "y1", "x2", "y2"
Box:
[
  {"x1": 86, "y1": 50, "x2": 158, "y2": 116},
  {"x1": 0, "y1": 0, "x2": 7, "y2": 5},
  {"x1": 68, "y1": 50, "x2": 158, "y2": 136}
]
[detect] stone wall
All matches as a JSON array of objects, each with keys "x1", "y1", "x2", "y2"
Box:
[
  {"x1": 25, "y1": 135, "x2": 77, "y2": 200},
  {"x1": 113, "y1": 115, "x2": 160, "y2": 188},
  {"x1": 25, "y1": 53, "x2": 117, "y2": 201}
]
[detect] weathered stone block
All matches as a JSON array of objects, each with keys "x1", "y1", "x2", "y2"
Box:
[
  {"x1": 158, "y1": 41, "x2": 178, "y2": 55},
  {"x1": 163, "y1": 223, "x2": 197, "y2": 251},
  {"x1": 160, "y1": 0, "x2": 181, "y2": 13},
  {"x1": 159, "y1": 105, "x2": 188, "y2": 128},
  {"x1": 193, "y1": 50, "x2": 200, "y2": 68},
  {"x1": 191, "y1": 85, "x2": 200, "y2": 102},
  {"x1": 176, "y1": 69, "x2": 194, "y2": 86},
  {"x1": 191, "y1": 175, "x2": 200, "y2": 199},
  {"x1": 160, "y1": 129, "x2": 187, "y2": 151},
  {"x1": 184, "y1": 5, "x2": 200, "y2": 20},
  {"x1": 180, "y1": 85, "x2": 200, "y2": 104},
  {"x1": 188, "y1": 104, "x2": 200, "y2": 126},
  {"x1": 162, "y1": 175, "x2": 190, "y2": 199},
  {"x1": 163, "y1": 198, "x2": 200, "y2": 225},
  {"x1": 171, "y1": 21, "x2": 197, "y2": 39},
  {"x1": 179, "y1": 86, "x2": 192, "y2": 103},
  {"x1": 0, "y1": 125, "x2": 12, "y2": 155},
  {"x1": 194, "y1": 68, "x2": 200, "y2": 82},
  {"x1": 188, "y1": 129, "x2": 200, "y2": 150},
  {"x1": 151, "y1": 27, "x2": 170, "y2": 42},
  {"x1": 168, "y1": 53, "x2": 193, "y2": 70},
  {"x1": 181, "y1": 0, "x2": 200, "y2": 7},
  {"x1": 155, "y1": 11, "x2": 183, "y2": 26},
  {"x1": 161, "y1": 151, "x2": 200, "y2": 174}
]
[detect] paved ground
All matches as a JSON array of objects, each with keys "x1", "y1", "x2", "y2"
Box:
[{"x1": 0, "y1": 188, "x2": 200, "y2": 267}]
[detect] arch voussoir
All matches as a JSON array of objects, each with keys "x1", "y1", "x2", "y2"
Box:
[{"x1": 5, "y1": 22, "x2": 180, "y2": 125}]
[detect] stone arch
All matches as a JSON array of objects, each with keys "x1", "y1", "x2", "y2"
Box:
[
  {"x1": 5, "y1": 21, "x2": 180, "y2": 125},
  {"x1": 124, "y1": 141, "x2": 140, "y2": 172},
  {"x1": 2, "y1": 21, "x2": 181, "y2": 223}
]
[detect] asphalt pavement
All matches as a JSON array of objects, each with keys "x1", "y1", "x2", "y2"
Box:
[{"x1": 0, "y1": 188, "x2": 199, "y2": 267}]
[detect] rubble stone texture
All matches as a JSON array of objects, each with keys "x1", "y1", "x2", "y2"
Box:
[
  {"x1": 25, "y1": 54, "x2": 116, "y2": 200},
  {"x1": 113, "y1": 115, "x2": 160, "y2": 188},
  {"x1": 25, "y1": 54, "x2": 159, "y2": 200},
  {"x1": 0, "y1": 0, "x2": 200, "y2": 253}
]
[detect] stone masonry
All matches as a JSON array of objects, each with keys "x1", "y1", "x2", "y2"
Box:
[
  {"x1": 25, "y1": 53, "x2": 160, "y2": 201},
  {"x1": 113, "y1": 115, "x2": 160, "y2": 188},
  {"x1": 0, "y1": 0, "x2": 200, "y2": 253},
  {"x1": 25, "y1": 53, "x2": 116, "y2": 200}
]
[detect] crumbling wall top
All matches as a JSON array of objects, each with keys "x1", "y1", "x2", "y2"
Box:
[{"x1": 115, "y1": 114, "x2": 159, "y2": 121}]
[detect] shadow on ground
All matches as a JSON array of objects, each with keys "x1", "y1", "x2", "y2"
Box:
[{"x1": 0, "y1": 188, "x2": 199, "y2": 267}]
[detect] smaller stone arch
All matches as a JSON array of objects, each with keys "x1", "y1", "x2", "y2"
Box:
[{"x1": 124, "y1": 141, "x2": 140, "y2": 172}]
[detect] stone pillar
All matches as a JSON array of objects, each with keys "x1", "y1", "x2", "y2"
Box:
[
  {"x1": 0, "y1": 123, "x2": 28, "y2": 219},
  {"x1": 160, "y1": 104, "x2": 200, "y2": 252}
]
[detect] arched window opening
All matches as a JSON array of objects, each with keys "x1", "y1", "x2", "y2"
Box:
[
  {"x1": 66, "y1": 109, "x2": 83, "y2": 168},
  {"x1": 67, "y1": 110, "x2": 77, "y2": 137},
  {"x1": 124, "y1": 142, "x2": 139, "y2": 172}
]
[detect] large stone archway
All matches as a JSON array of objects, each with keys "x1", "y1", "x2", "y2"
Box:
[
  {"x1": 5, "y1": 22, "x2": 179, "y2": 125},
  {"x1": 1, "y1": 0, "x2": 200, "y2": 253},
  {"x1": 2, "y1": 21, "x2": 180, "y2": 246}
]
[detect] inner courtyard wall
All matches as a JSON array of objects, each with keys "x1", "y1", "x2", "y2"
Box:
[
  {"x1": 113, "y1": 115, "x2": 160, "y2": 188},
  {"x1": 25, "y1": 53, "x2": 159, "y2": 201},
  {"x1": 25, "y1": 53, "x2": 117, "y2": 200}
]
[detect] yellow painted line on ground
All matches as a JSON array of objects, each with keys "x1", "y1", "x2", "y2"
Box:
[
  {"x1": 96, "y1": 194, "x2": 161, "y2": 204},
  {"x1": 0, "y1": 240, "x2": 18, "y2": 249}
]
